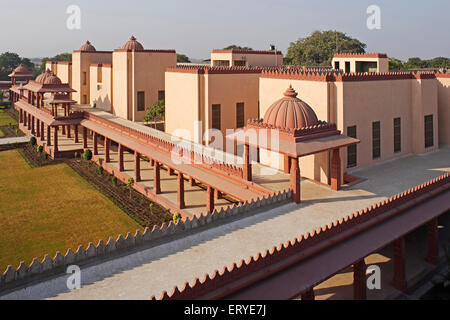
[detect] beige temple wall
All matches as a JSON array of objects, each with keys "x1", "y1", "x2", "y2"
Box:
[
  {"x1": 165, "y1": 70, "x2": 259, "y2": 148},
  {"x1": 437, "y1": 76, "x2": 450, "y2": 146},
  {"x1": 89, "y1": 64, "x2": 112, "y2": 111},
  {"x1": 45, "y1": 62, "x2": 72, "y2": 86},
  {"x1": 211, "y1": 52, "x2": 283, "y2": 67},
  {"x1": 72, "y1": 51, "x2": 112, "y2": 105},
  {"x1": 112, "y1": 51, "x2": 176, "y2": 122}
]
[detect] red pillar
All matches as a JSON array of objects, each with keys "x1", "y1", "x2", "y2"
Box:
[
  {"x1": 353, "y1": 259, "x2": 367, "y2": 300},
  {"x1": 301, "y1": 287, "x2": 315, "y2": 300},
  {"x1": 31, "y1": 116, "x2": 35, "y2": 134},
  {"x1": 93, "y1": 132, "x2": 98, "y2": 155},
  {"x1": 290, "y1": 157, "x2": 301, "y2": 204},
  {"x1": 154, "y1": 161, "x2": 161, "y2": 194},
  {"x1": 53, "y1": 126, "x2": 58, "y2": 152},
  {"x1": 134, "y1": 151, "x2": 141, "y2": 182},
  {"x1": 62, "y1": 124, "x2": 66, "y2": 135},
  {"x1": 105, "y1": 138, "x2": 110, "y2": 162},
  {"x1": 391, "y1": 237, "x2": 407, "y2": 291},
  {"x1": 426, "y1": 218, "x2": 439, "y2": 265},
  {"x1": 177, "y1": 172, "x2": 185, "y2": 209},
  {"x1": 47, "y1": 125, "x2": 51, "y2": 146},
  {"x1": 74, "y1": 125, "x2": 79, "y2": 143},
  {"x1": 19, "y1": 109, "x2": 23, "y2": 123},
  {"x1": 118, "y1": 144, "x2": 124, "y2": 171},
  {"x1": 40, "y1": 122, "x2": 44, "y2": 141},
  {"x1": 243, "y1": 143, "x2": 252, "y2": 181},
  {"x1": 82, "y1": 126, "x2": 87, "y2": 148},
  {"x1": 36, "y1": 120, "x2": 40, "y2": 138},
  {"x1": 331, "y1": 148, "x2": 341, "y2": 191},
  {"x1": 206, "y1": 185, "x2": 214, "y2": 213},
  {"x1": 67, "y1": 125, "x2": 71, "y2": 138}
]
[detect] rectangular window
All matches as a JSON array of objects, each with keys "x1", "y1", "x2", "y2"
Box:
[
  {"x1": 372, "y1": 121, "x2": 381, "y2": 159},
  {"x1": 334, "y1": 61, "x2": 340, "y2": 70},
  {"x1": 424, "y1": 115, "x2": 434, "y2": 148},
  {"x1": 212, "y1": 104, "x2": 221, "y2": 130},
  {"x1": 345, "y1": 61, "x2": 350, "y2": 73},
  {"x1": 347, "y1": 126, "x2": 357, "y2": 168},
  {"x1": 82, "y1": 72, "x2": 87, "y2": 85},
  {"x1": 234, "y1": 60, "x2": 246, "y2": 67},
  {"x1": 137, "y1": 91, "x2": 145, "y2": 111},
  {"x1": 158, "y1": 90, "x2": 165, "y2": 101},
  {"x1": 236, "y1": 102, "x2": 245, "y2": 128},
  {"x1": 394, "y1": 117, "x2": 401, "y2": 153}
]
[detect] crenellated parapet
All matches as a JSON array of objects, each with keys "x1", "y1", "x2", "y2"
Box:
[{"x1": 166, "y1": 65, "x2": 263, "y2": 74}]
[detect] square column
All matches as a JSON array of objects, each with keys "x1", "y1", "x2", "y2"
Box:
[
  {"x1": 62, "y1": 124, "x2": 66, "y2": 135},
  {"x1": 74, "y1": 125, "x2": 79, "y2": 143},
  {"x1": 426, "y1": 218, "x2": 439, "y2": 265},
  {"x1": 67, "y1": 125, "x2": 71, "y2": 138},
  {"x1": 154, "y1": 161, "x2": 161, "y2": 194},
  {"x1": 118, "y1": 144, "x2": 124, "y2": 171},
  {"x1": 19, "y1": 109, "x2": 23, "y2": 123},
  {"x1": 243, "y1": 143, "x2": 252, "y2": 181},
  {"x1": 300, "y1": 287, "x2": 315, "y2": 300},
  {"x1": 47, "y1": 125, "x2": 51, "y2": 146},
  {"x1": 177, "y1": 172, "x2": 185, "y2": 209},
  {"x1": 82, "y1": 126, "x2": 88, "y2": 148},
  {"x1": 36, "y1": 120, "x2": 40, "y2": 138},
  {"x1": 31, "y1": 116, "x2": 35, "y2": 134},
  {"x1": 53, "y1": 126, "x2": 59, "y2": 152},
  {"x1": 206, "y1": 186, "x2": 214, "y2": 213},
  {"x1": 134, "y1": 151, "x2": 141, "y2": 182},
  {"x1": 93, "y1": 132, "x2": 98, "y2": 155},
  {"x1": 391, "y1": 237, "x2": 407, "y2": 291},
  {"x1": 290, "y1": 157, "x2": 301, "y2": 203},
  {"x1": 331, "y1": 148, "x2": 341, "y2": 191},
  {"x1": 105, "y1": 138, "x2": 110, "y2": 162},
  {"x1": 23, "y1": 111, "x2": 27, "y2": 126},
  {"x1": 353, "y1": 259, "x2": 367, "y2": 300},
  {"x1": 40, "y1": 122, "x2": 44, "y2": 141}
]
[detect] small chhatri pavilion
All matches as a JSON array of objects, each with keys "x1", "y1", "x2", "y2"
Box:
[{"x1": 230, "y1": 85, "x2": 360, "y2": 203}]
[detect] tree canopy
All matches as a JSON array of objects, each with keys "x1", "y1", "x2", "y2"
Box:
[
  {"x1": 39, "y1": 53, "x2": 72, "y2": 74},
  {"x1": 223, "y1": 45, "x2": 253, "y2": 50},
  {"x1": 389, "y1": 57, "x2": 449, "y2": 70},
  {"x1": 284, "y1": 30, "x2": 366, "y2": 66},
  {"x1": 176, "y1": 54, "x2": 191, "y2": 63},
  {"x1": 143, "y1": 99, "x2": 165, "y2": 128},
  {"x1": 0, "y1": 52, "x2": 35, "y2": 81}
]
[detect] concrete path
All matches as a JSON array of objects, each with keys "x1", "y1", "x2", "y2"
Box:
[
  {"x1": 1, "y1": 148, "x2": 449, "y2": 300},
  {"x1": 0, "y1": 136, "x2": 28, "y2": 145}
]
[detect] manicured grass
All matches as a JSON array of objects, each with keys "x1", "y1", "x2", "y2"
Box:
[
  {"x1": 0, "y1": 109, "x2": 17, "y2": 126},
  {"x1": 0, "y1": 150, "x2": 142, "y2": 272}
]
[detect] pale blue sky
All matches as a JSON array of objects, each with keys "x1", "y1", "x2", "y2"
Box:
[{"x1": 0, "y1": 0, "x2": 449, "y2": 60}]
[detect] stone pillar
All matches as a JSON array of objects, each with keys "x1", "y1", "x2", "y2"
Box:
[
  {"x1": 118, "y1": 144, "x2": 124, "y2": 171},
  {"x1": 23, "y1": 111, "x2": 27, "y2": 126},
  {"x1": 105, "y1": 138, "x2": 110, "y2": 162},
  {"x1": 206, "y1": 185, "x2": 214, "y2": 213},
  {"x1": 31, "y1": 116, "x2": 35, "y2": 134},
  {"x1": 28, "y1": 114, "x2": 31, "y2": 130},
  {"x1": 290, "y1": 157, "x2": 301, "y2": 204},
  {"x1": 353, "y1": 259, "x2": 367, "y2": 300},
  {"x1": 154, "y1": 161, "x2": 161, "y2": 194},
  {"x1": 36, "y1": 120, "x2": 40, "y2": 137},
  {"x1": 426, "y1": 218, "x2": 439, "y2": 265},
  {"x1": 67, "y1": 125, "x2": 71, "y2": 138},
  {"x1": 243, "y1": 143, "x2": 252, "y2": 181},
  {"x1": 40, "y1": 122, "x2": 44, "y2": 141},
  {"x1": 53, "y1": 126, "x2": 58, "y2": 152},
  {"x1": 19, "y1": 109, "x2": 23, "y2": 123},
  {"x1": 47, "y1": 125, "x2": 51, "y2": 146},
  {"x1": 93, "y1": 132, "x2": 98, "y2": 155},
  {"x1": 283, "y1": 154, "x2": 290, "y2": 174},
  {"x1": 134, "y1": 151, "x2": 141, "y2": 182},
  {"x1": 62, "y1": 124, "x2": 66, "y2": 135},
  {"x1": 177, "y1": 172, "x2": 185, "y2": 209},
  {"x1": 391, "y1": 237, "x2": 407, "y2": 291},
  {"x1": 82, "y1": 126, "x2": 88, "y2": 148},
  {"x1": 301, "y1": 287, "x2": 315, "y2": 300},
  {"x1": 331, "y1": 148, "x2": 341, "y2": 191},
  {"x1": 74, "y1": 125, "x2": 79, "y2": 143}
]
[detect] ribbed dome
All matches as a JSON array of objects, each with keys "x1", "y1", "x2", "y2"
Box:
[
  {"x1": 43, "y1": 74, "x2": 62, "y2": 85},
  {"x1": 121, "y1": 36, "x2": 144, "y2": 51},
  {"x1": 263, "y1": 85, "x2": 319, "y2": 129},
  {"x1": 35, "y1": 69, "x2": 53, "y2": 83},
  {"x1": 79, "y1": 40, "x2": 96, "y2": 52}
]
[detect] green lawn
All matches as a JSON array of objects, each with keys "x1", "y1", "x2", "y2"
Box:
[
  {"x1": 0, "y1": 150, "x2": 142, "y2": 272},
  {"x1": 0, "y1": 109, "x2": 17, "y2": 126}
]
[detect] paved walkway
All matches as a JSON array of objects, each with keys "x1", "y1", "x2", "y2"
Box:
[
  {"x1": 1, "y1": 147, "x2": 449, "y2": 300},
  {"x1": 0, "y1": 136, "x2": 28, "y2": 145}
]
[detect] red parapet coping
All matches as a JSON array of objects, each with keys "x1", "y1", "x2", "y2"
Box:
[
  {"x1": 152, "y1": 172, "x2": 450, "y2": 300},
  {"x1": 333, "y1": 52, "x2": 388, "y2": 58},
  {"x1": 212, "y1": 49, "x2": 283, "y2": 55},
  {"x1": 166, "y1": 65, "x2": 263, "y2": 75}
]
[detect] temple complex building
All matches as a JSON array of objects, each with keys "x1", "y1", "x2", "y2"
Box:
[
  {"x1": 210, "y1": 48, "x2": 283, "y2": 67},
  {"x1": 331, "y1": 53, "x2": 389, "y2": 73}
]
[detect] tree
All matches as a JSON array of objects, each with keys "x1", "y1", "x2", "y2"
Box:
[
  {"x1": 0, "y1": 52, "x2": 35, "y2": 80},
  {"x1": 389, "y1": 58, "x2": 405, "y2": 71},
  {"x1": 403, "y1": 57, "x2": 426, "y2": 69},
  {"x1": 39, "y1": 53, "x2": 72, "y2": 74},
  {"x1": 143, "y1": 99, "x2": 165, "y2": 129},
  {"x1": 177, "y1": 54, "x2": 191, "y2": 63},
  {"x1": 126, "y1": 177, "x2": 134, "y2": 199},
  {"x1": 284, "y1": 30, "x2": 366, "y2": 66},
  {"x1": 223, "y1": 45, "x2": 253, "y2": 50}
]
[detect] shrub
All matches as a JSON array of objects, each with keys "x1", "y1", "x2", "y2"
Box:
[
  {"x1": 43, "y1": 153, "x2": 48, "y2": 159},
  {"x1": 173, "y1": 212, "x2": 181, "y2": 224},
  {"x1": 15, "y1": 128, "x2": 19, "y2": 136},
  {"x1": 74, "y1": 152, "x2": 78, "y2": 158},
  {"x1": 36, "y1": 145, "x2": 43, "y2": 153},
  {"x1": 126, "y1": 177, "x2": 134, "y2": 199},
  {"x1": 83, "y1": 149, "x2": 92, "y2": 160},
  {"x1": 112, "y1": 176, "x2": 118, "y2": 185},
  {"x1": 97, "y1": 165, "x2": 104, "y2": 175},
  {"x1": 149, "y1": 203, "x2": 154, "y2": 214},
  {"x1": 29, "y1": 136, "x2": 36, "y2": 146}
]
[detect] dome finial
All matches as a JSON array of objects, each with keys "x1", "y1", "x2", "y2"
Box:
[{"x1": 284, "y1": 85, "x2": 298, "y2": 98}]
